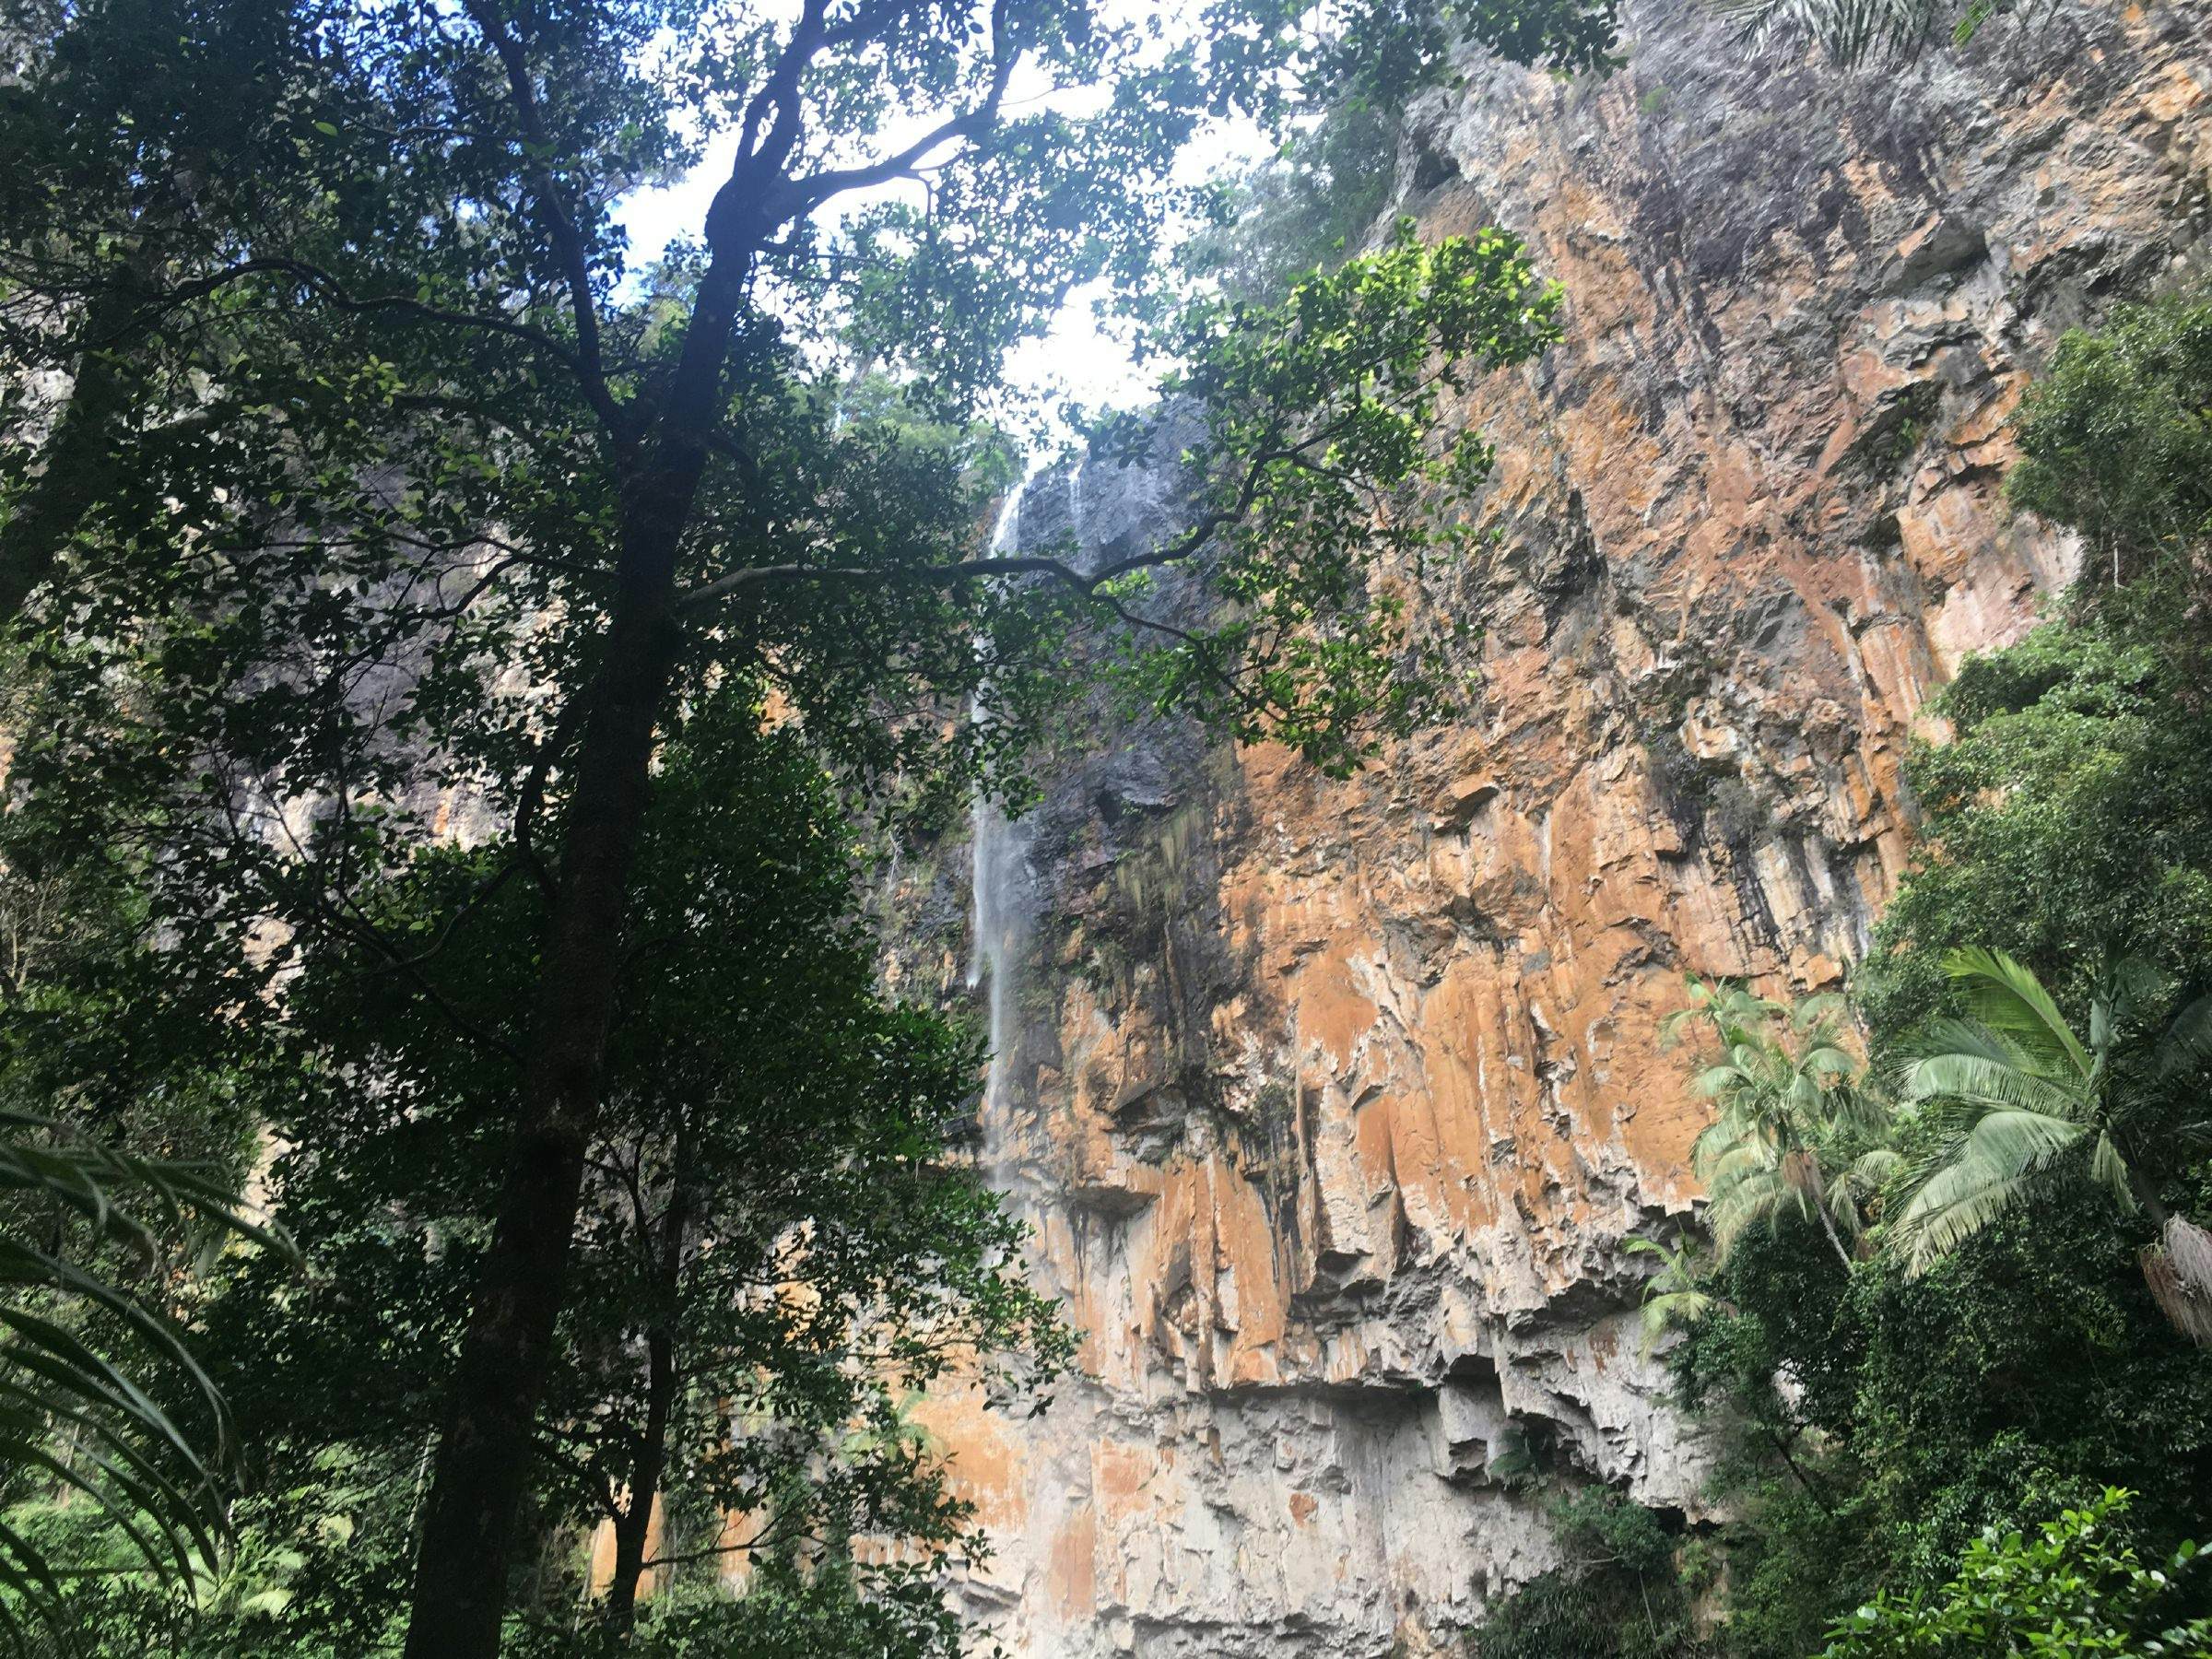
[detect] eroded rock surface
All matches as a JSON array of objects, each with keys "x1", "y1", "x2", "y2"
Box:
[{"x1": 891, "y1": 4, "x2": 2212, "y2": 1651}]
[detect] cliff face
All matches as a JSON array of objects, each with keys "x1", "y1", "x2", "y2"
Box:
[{"x1": 892, "y1": 5, "x2": 2212, "y2": 1653}]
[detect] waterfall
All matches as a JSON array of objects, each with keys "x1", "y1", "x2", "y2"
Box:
[
  {"x1": 965, "y1": 487, "x2": 1022, "y2": 996},
  {"x1": 965, "y1": 458, "x2": 1086, "y2": 1145},
  {"x1": 970, "y1": 793, "x2": 1031, "y2": 1126},
  {"x1": 966, "y1": 485, "x2": 1033, "y2": 1135}
]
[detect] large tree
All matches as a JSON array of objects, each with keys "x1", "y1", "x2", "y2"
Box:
[
  {"x1": 163, "y1": 698, "x2": 1066, "y2": 1655},
  {"x1": 0, "y1": 0, "x2": 1618, "y2": 1649}
]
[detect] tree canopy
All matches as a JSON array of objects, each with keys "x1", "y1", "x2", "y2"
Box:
[{"x1": 0, "y1": 0, "x2": 1611, "y2": 1650}]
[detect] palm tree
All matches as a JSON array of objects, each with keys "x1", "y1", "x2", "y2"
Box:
[
  {"x1": 0, "y1": 1112, "x2": 285, "y2": 1646},
  {"x1": 1665, "y1": 978, "x2": 1895, "y2": 1270},
  {"x1": 1624, "y1": 1231, "x2": 1722, "y2": 1357},
  {"x1": 1895, "y1": 947, "x2": 2212, "y2": 1346},
  {"x1": 1707, "y1": 0, "x2": 2021, "y2": 68}
]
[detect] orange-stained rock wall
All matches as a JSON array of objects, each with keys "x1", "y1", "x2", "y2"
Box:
[{"x1": 889, "y1": 4, "x2": 2212, "y2": 1652}]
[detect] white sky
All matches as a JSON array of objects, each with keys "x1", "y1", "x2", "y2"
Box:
[{"x1": 612, "y1": 6, "x2": 1272, "y2": 421}]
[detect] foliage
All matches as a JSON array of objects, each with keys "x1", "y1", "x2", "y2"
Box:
[
  {"x1": 1, "y1": 703, "x2": 1069, "y2": 1657},
  {"x1": 1891, "y1": 947, "x2": 2212, "y2": 1343},
  {"x1": 1108, "y1": 221, "x2": 1562, "y2": 773},
  {"x1": 1865, "y1": 290, "x2": 2212, "y2": 1033},
  {"x1": 1182, "y1": 96, "x2": 1409, "y2": 304},
  {"x1": 1465, "y1": 1488, "x2": 1706, "y2": 1658},
  {"x1": 0, "y1": 1113, "x2": 283, "y2": 1650},
  {"x1": 1706, "y1": 0, "x2": 2033, "y2": 68},
  {"x1": 1657, "y1": 959, "x2": 2212, "y2": 1649},
  {"x1": 1862, "y1": 622, "x2": 2212, "y2": 1037},
  {"x1": 1674, "y1": 1191, "x2": 2212, "y2": 1658},
  {"x1": 1590, "y1": 181, "x2": 2212, "y2": 1659},
  {"x1": 1182, "y1": 0, "x2": 1625, "y2": 303},
  {"x1": 0, "y1": 0, "x2": 1620, "y2": 1647},
  {"x1": 1626, "y1": 1231, "x2": 1719, "y2": 1356},
  {"x1": 1818, "y1": 1488, "x2": 2212, "y2": 1658},
  {"x1": 2006, "y1": 292, "x2": 2212, "y2": 606},
  {"x1": 1662, "y1": 979, "x2": 1893, "y2": 1267}
]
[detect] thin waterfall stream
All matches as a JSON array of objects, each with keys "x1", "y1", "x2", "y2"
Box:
[
  {"x1": 966, "y1": 483, "x2": 1033, "y2": 1167},
  {"x1": 965, "y1": 461, "x2": 1085, "y2": 1172}
]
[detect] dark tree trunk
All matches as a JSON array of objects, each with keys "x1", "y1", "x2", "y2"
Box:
[
  {"x1": 400, "y1": 252, "x2": 751, "y2": 1659},
  {"x1": 0, "y1": 229, "x2": 171, "y2": 624},
  {"x1": 1763, "y1": 1422, "x2": 1833, "y2": 1516},
  {"x1": 603, "y1": 1327, "x2": 678, "y2": 1628},
  {"x1": 2126, "y1": 1158, "x2": 2171, "y2": 1230},
  {"x1": 606, "y1": 1119, "x2": 697, "y2": 1630}
]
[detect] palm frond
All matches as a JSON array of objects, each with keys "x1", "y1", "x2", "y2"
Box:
[
  {"x1": 1828, "y1": 1080, "x2": 1895, "y2": 1140},
  {"x1": 1705, "y1": 1165, "x2": 1818, "y2": 1260},
  {"x1": 1895, "y1": 1162, "x2": 2042, "y2": 1271},
  {"x1": 1942, "y1": 948, "x2": 2091, "y2": 1080},
  {"x1": 1797, "y1": 1042, "x2": 1859, "y2": 1080},
  {"x1": 1696, "y1": 1141, "x2": 1779, "y2": 1191},
  {"x1": 1635, "y1": 1287, "x2": 1716, "y2": 1356},
  {"x1": 0, "y1": 1118, "x2": 288, "y2": 1649},
  {"x1": 1701, "y1": 1181, "x2": 1769, "y2": 1257},
  {"x1": 1692, "y1": 1062, "x2": 1752, "y2": 1100},
  {"x1": 1900, "y1": 1050, "x2": 2087, "y2": 1121},
  {"x1": 1847, "y1": 1147, "x2": 1905, "y2": 1191},
  {"x1": 2088, "y1": 1132, "x2": 2136, "y2": 1214},
  {"x1": 0, "y1": 1112, "x2": 284, "y2": 1256},
  {"x1": 2141, "y1": 1215, "x2": 2212, "y2": 1347},
  {"x1": 1843, "y1": 1147, "x2": 1906, "y2": 1231},
  {"x1": 1917, "y1": 1100, "x2": 2088, "y2": 1169},
  {"x1": 1901, "y1": 1016, "x2": 2036, "y2": 1071},
  {"x1": 1792, "y1": 992, "x2": 1851, "y2": 1033},
  {"x1": 1626, "y1": 1233, "x2": 1719, "y2": 1355},
  {"x1": 1707, "y1": 0, "x2": 1946, "y2": 66},
  {"x1": 2103, "y1": 957, "x2": 2171, "y2": 1032},
  {"x1": 1894, "y1": 1101, "x2": 2088, "y2": 1269},
  {"x1": 1669, "y1": 973, "x2": 1892, "y2": 1265},
  {"x1": 2156, "y1": 993, "x2": 2212, "y2": 1082}
]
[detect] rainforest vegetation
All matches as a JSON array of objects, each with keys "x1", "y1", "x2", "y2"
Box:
[
  {"x1": 0, "y1": 0, "x2": 2205, "y2": 1654},
  {"x1": 1470, "y1": 290, "x2": 2212, "y2": 1658}
]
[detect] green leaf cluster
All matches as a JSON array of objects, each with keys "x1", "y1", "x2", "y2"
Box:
[
  {"x1": 1646, "y1": 289, "x2": 2212, "y2": 1657},
  {"x1": 1467, "y1": 1488, "x2": 1709, "y2": 1659},
  {"x1": 1818, "y1": 1488, "x2": 2212, "y2": 1658}
]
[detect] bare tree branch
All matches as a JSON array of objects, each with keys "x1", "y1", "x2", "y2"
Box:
[
  {"x1": 782, "y1": 0, "x2": 1022, "y2": 215},
  {"x1": 675, "y1": 429, "x2": 1314, "y2": 610}
]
